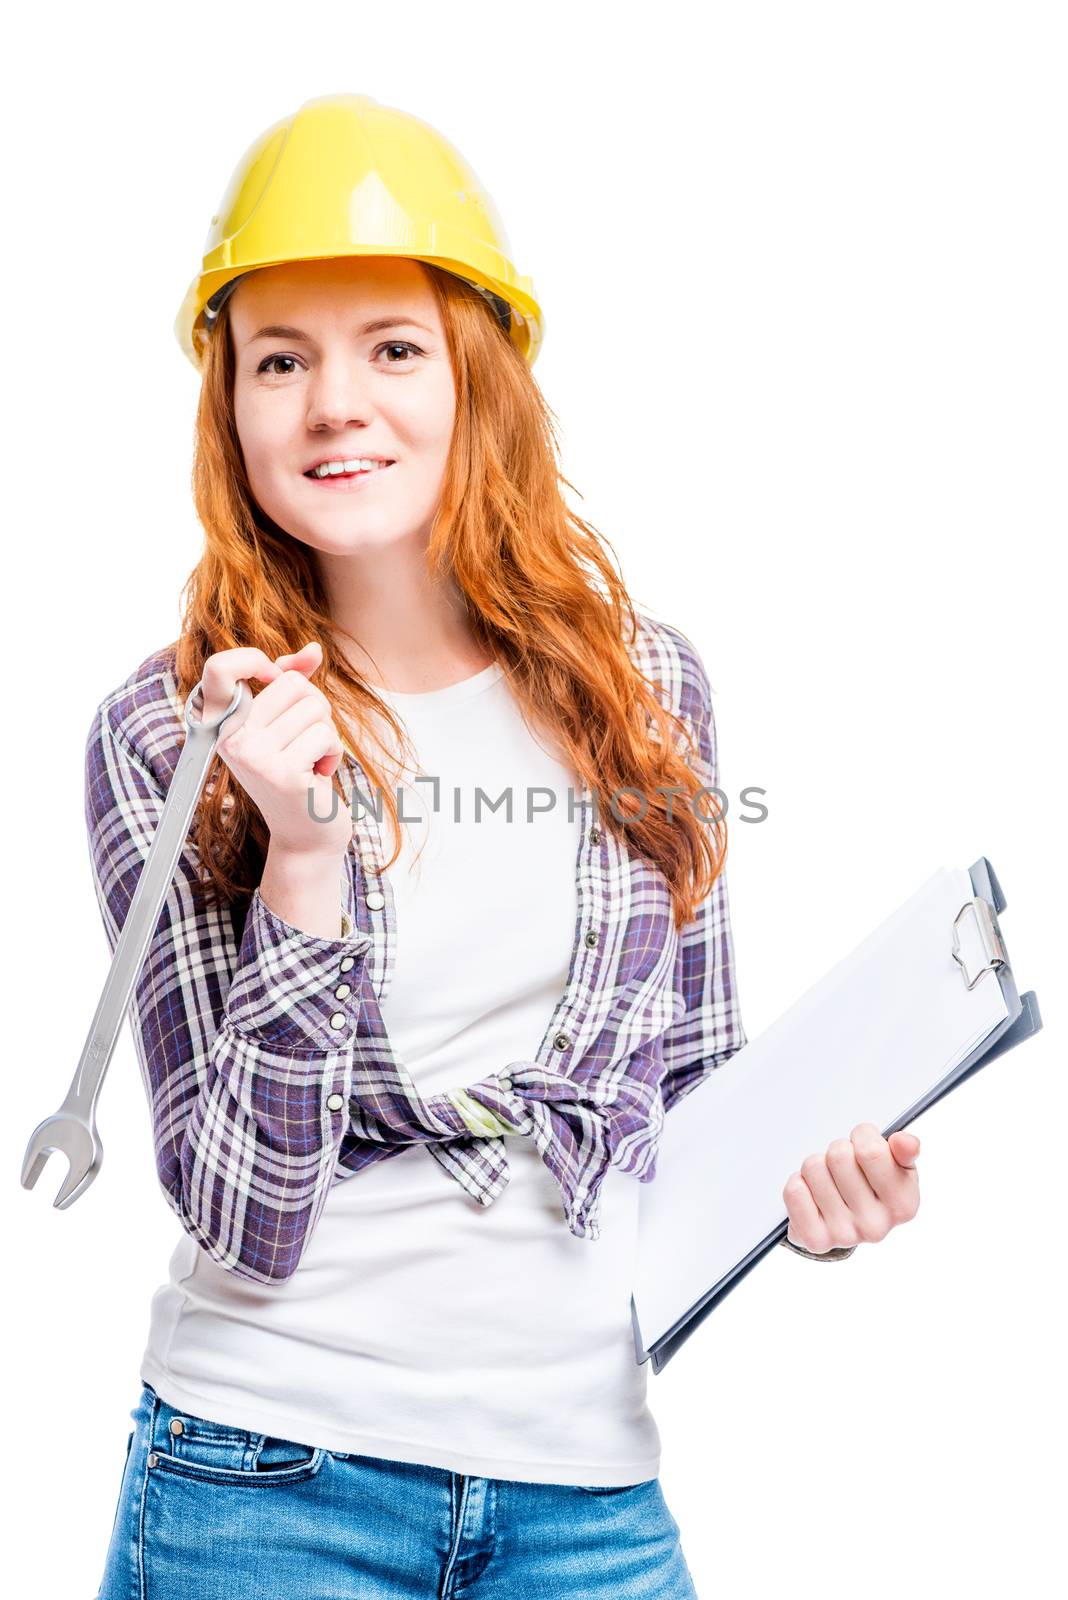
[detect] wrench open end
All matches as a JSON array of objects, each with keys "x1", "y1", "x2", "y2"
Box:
[{"x1": 21, "y1": 1114, "x2": 102, "y2": 1210}]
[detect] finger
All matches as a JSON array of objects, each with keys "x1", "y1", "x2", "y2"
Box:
[
  {"x1": 274, "y1": 640, "x2": 323, "y2": 674},
  {"x1": 888, "y1": 1130, "x2": 921, "y2": 1169},
  {"x1": 197, "y1": 648, "x2": 283, "y2": 722},
  {"x1": 824, "y1": 1136, "x2": 888, "y2": 1236},
  {"x1": 783, "y1": 1169, "x2": 831, "y2": 1253},
  {"x1": 241, "y1": 669, "x2": 330, "y2": 736},
  {"x1": 799, "y1": 1150, "x2": 859, "y2": 1245},
  {"x1": 849, "y1": 1123, "x2": 918, "y2": 1204},
  {"x1": 849, "y1": 1127, "x2": 920, "y2": 1233},
  {"x1": 201, "y1": 648, "x2": 282, "y2": 695},
  {"x1": 286, "y1": 722, "x2": 345, "y2": 785},
  {"x1": 264, "y1": 696, "x2": 337, "y2": 755}
]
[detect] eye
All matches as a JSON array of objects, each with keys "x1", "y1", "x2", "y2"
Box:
[
  {"x1": 256, "y1": 354, "x2": 300, "y2": 378},
  {"x1": 375, "y1": 341, "x2": 423, "y2": 365},
  {"x1": 254, "y1": 342, "x2": 423, "y2": 378}
]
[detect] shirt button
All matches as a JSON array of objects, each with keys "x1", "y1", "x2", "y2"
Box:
[
  {"x1": 584, "y1": 930, "x2": 599, "y2": 948},
  {"x1": 365, "y1": 890, "x2": 385, "y2": 911},
  {"x1": 499, "y1": 1076, "x2": 513, "y2": 1091},
  {"x1": 326, "y1": 1093, "x2": 345, "y2": 1112},
  {"x1": 334, "y1": 983, "x2": 352, "y2": 1000},
  {"x1": 588, "y1": 827, "x2": 602, "y2": 845},
  {"x1": 340, "y1": 956, "x2": 355, "y2": 973},
  {"x1": 169, "y1": 1418, "x2": 184, "y2": 1436},
  {"x1": 329, "y1": 1011, "x2": 347, "y2": 1030},
  {"x1": 553, "y1": 1032, "x2": 571, "y2": 1051}
]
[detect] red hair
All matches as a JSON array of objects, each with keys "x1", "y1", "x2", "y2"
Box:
[{"x1": 170, "y1": 264, "x2": 726, "y2": 930}]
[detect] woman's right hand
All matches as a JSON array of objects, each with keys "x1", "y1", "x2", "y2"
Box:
[{"x1": 195, "y1": 640, "x2": 353, "y2": 860}]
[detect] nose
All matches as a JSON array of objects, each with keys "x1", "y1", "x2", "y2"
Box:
[{"x1": 305, "y1": 358, "x2": 375, "y2": 433}]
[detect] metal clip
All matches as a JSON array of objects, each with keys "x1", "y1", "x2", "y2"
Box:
[{"x1": 951, "y1": 896, "x2": 1005, "y2": 990}]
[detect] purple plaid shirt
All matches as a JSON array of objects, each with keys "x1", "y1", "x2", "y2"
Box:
[{"x1": 85, "y1": 611, "x2": 848, "y2": 1284}]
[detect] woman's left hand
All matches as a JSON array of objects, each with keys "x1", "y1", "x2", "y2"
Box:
[{"x1": 783, "y1": 1123, "x2": 921, "y2": 1254}]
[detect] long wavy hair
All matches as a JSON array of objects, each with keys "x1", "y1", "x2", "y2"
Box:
[{"x1": 171, "y1": 262, "x2": 726, "y2": 931}]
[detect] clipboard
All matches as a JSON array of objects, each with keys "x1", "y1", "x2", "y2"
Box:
[{"x1": 631, "y1": 856, "x2": 1043, "y2": 1375}]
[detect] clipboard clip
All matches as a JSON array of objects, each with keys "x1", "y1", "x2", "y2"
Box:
[{"x1": 951, "y1": 896, "x2": 1006, "y2": 989}]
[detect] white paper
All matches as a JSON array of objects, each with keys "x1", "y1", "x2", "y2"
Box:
[{"x1": 633, "y1": 867, "x2": 1010, "y2": 1353}]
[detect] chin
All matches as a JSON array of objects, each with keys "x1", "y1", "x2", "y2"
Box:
[{"x1": 298, "y1": 518, "x2": 413, "y2": 554}]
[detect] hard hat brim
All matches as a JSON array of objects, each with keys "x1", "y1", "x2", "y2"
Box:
[{"x1": 176, "y1": 248, "x2": 543, "y2": 371}]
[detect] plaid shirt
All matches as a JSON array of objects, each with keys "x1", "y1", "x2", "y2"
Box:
[{"x1": 85, "y1": 612, "x2": 849, "y2": 1285}]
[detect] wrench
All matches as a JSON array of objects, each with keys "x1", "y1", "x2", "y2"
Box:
[{"x1": 20, "y1": 675, "x2": 252, "y2": 1209}]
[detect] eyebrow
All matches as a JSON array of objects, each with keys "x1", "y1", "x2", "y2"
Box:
[{"x1": 246, "y1": 316, "x2": 434, "y2": 345}]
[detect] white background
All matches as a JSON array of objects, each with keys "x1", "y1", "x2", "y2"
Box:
[{"x1": 3, "y1": 2, "x2": 1063, "y2": 1595}]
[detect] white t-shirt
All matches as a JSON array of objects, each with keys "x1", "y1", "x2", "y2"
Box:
[{"x1": 140, "y1": 659, "x2": 661, "y2": 1487}]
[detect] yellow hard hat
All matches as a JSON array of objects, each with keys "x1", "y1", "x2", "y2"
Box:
[{"x1": 174, "y1": 93, "x2": 544, "y2": 371}]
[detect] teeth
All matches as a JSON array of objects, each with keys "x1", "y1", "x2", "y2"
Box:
[{"x1": 310, "y1": 458, "x2": 390, "y2": 478}]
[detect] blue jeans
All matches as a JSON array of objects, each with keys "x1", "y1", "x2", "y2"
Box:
[{"x1": 96, "y1": 1381, "x2": 699, "y2": 1598}]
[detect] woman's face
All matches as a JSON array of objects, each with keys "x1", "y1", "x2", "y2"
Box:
[{"x1": 228, "y1": 256, "x2": 456, "y2": 557}]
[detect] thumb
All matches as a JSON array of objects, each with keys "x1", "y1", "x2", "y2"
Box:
[
  {"x1": 275, "y1": 639, "x2": 323, "y2": 676},
  {"x1": 889, "y1": 1130, "x2": 921, "y2": 1168}
]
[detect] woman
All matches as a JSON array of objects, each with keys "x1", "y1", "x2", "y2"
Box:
[{"x1": 90, "y1": 94, "x2": 920, "y2": 1599}]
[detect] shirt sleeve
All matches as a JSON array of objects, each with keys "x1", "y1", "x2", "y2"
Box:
[
  {"x1": 658, "y1": 654, "x2": 748, "y2": 1115},
  {"x1": 779, "y1": 1237, "x2": 858, "y2": 1260},
  {"x1": 84, "y1": 700, "x2": 373, "y2": 1284}
]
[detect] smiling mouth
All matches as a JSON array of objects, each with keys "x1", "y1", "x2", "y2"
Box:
[{"x1": 303, "y1": 461, "x2": 396, "y2": 480}]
